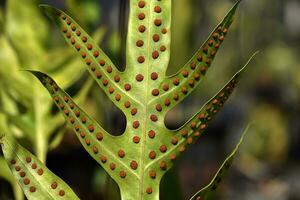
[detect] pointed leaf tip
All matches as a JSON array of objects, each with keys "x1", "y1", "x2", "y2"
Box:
[{"x1": 189, "y1": 124, "x2": 251, "y2": 200}]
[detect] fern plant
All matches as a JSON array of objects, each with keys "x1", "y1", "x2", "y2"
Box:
[{"x1": 0, "y1": 0, "x2": 256, "y2": 199}]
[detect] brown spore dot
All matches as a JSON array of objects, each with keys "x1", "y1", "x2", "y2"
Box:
[
  {"x1": 148, "y1": 130, "x2": 156, "y2": 138},
  {"x1": 138, "y1": 13, "x2": 145, "y2": 20},
  {"x1": 152, "y1": 89, "x2": 160, "y2": 96},
  {"x1": 149, "y1": 151, "x2": 156, "y2": 159},
  {"x1": 150, "y1": 114, "x2": 158, "y2": 122},
  {"x1": 181, "y1": 130, "x2": 188, "y2": 137},
  {"x1": 119, "y1": 171, "x2": 126, "y2": 178},
  {"x1": 26, "y1": 157, "x2": 32, "y2": 163},
  {"x1": 173, "y1": 77, "x2": 180, "y2": 86},
  {"x1": 154, "y1": 19, "x2": 162, "y2": 26},
  {"x1": 93, "y1": 146, "x2": 99, "y2": 154},
  {"x1": 194, "y1": 131, "x2": 201, "y2": 137},
  {"x1": 108, "y1": 86, "x2": 114, "y2": 94},
  {"x1": 170, "y1": 154, "x2": 177, "y2": 161},
  {"x1": 66, "y1": 18, "x2": 71, "y2": 25},
  {"x1": 19, "y1": 171, "x2": 26, "y2": 177},
  {"x1": 133, "y1": 121, "x2": 140, "y2": 129},
  {"x1": 64, "y1": 110, "x2": 70, "y2": 116},
  {"x1": 146, "y1": 187, "x2": 153, "y2": 194},
  {"x1": 213, "y1": 33, "x2": 219, "y2": 39},
  {"x1": 76, "y1": 30, "x2": 81, "y2": 36},
  {"x1": 71, "y1": 24, "x2": 76, "y2": 31},
  {"x1": 85, "y1": 139, "x2": 91, "y2": 145},
  {"x1": 190, "y1": 62, "x2": 196, "y2": 70},
  {"x1": 137, "y1": 56, "x2": 145, "y2": 63},
  {"x1": 75, "y1": 44, "x2": 80, "y2": 51},
  {"x1": 10, "y1": 159, "x2": 16, "y2": 165},
  {"x1": 139, "y1": 25, "x2": 146, "y2": 33},
  {"x1": 160, "y1": 161, "x2": 167, "y2": 170},
  {"x1": 69, "y1": 103, "x2": 75, "y2": 109},
  {"x1": 29, "y1": 186, "x2": 36, "y2": 193},
  {"x1": 15, "y1": 166, "x2": 21, "y2": 171},
  {"x1": 61, "y1": 15, "x2": 66, "y2": 20},
  {"x1": 153, "y1": 34, "x2": 160, "y2": 42},
  {"x1": 200, "y1": 66, "x2": 207, "y2": 74},
  {"x1": 88, "y1": 125, "x2": 94, "y2": 132},
  {"x1": 80, "y1": 132, "x2": 86, "y2": 138},
  {"x1": 191, "y1": 121, "x2": 197, "y2": 129},
  {"x1": 164, "y1": 99, "x2": 171, "y2": 106},
  {"x1": 87, "y1": 44, "x2": 93, "y2": 50},
  {"x1": 59, "y1": 190, "x2": 65, "y2": 196},
  {"x1": 212, "y1": 99, "x2": 218, "y2": 105},
  {"x1": 114, "y1": 75, "x2": 120, "y2": 82},
  {"x1": 152, "y1": 51, "x2": 159, "y2": 59},
  {"x1": 102, "y1": 79, "x2": 109, "y2": 86},
  {"x1": 179, "y1": 145, "x2": 186, "y2": 152},
  {"x1": 69, "y1": 117, "x2": 75, "y2": 124},
  {"x1": 200, "y1": 124, "x2": 207, "y2": 130},
  {"x1": 82, "y1": 36, "x2": 88, "y2": 43},
  {"x1": 173, "y1": 93, "x2": 179, "y2": 101},
  {"x1": 70, "y1": 37, "x2": 75, "y2": 45},
  {"x1": 131, "y1": 108, "x2": 138, "y2": 115},
  {"x1": 156, "y1": 104, "x2": 162, "y2": 112},
  {"x1": 93, "y1": 51, "x2": 99, "y2": 58},
  {"x1": 31, "y1": 163, "x2": 37, "y2": 169},
  {"x1": 160, "y1": 145, "x2": 167, "y2": 153},
  {"x1": 151, "y1": 72, "x2": 158, "y2": 80},
  {"x1": 86, "y1": 59, "x2": 92, "y2": 65},
  {"x1": 115, "y1": 94, "x2": 121, "y2": 101},
  {"x1": 161, "y1": 28, "x2": 167, "y2": 34},
  {"x1": 160, "y1": 45, "x2": 166, "y2": 52},
  {"x1": 37, "y1": 168, "x2": 43, "y2": 176},
  {"x1": 101, "y1": 156, "x2": 107, "y2": 163},
  {"x1": 23, "y1": 178, "x2": 30, "y2": 185},
  {"x1": 189, "y1": 79, "x2": 195, "y2": 87},
  {"x1": 51, "y1": 182, "x2": 58, "y2": 189},
  {"x1": 106, "y1": 66, "x2": 112, "y2": 73},
  {"x1": 182, "y1": 87, "x2": 188, "y2": 94},
  {"x1": 208, "y1": 40, "x2": 214, "y2": 46},
  {"x1": 187, "y1": 137, "x2": 193, "y2": 145},
  {"x1": 136, "y1": 40, "x2": 144, "y2": 47},
  {"x1": 181, "y1": 70, "x2": 189, "y2": 77},
  {"x1": 130, "y1": 161, "x2": 138, "y2": 170},
  {"x1": 219, "y1": 36, "x2": 224, "y2": 41},
  {"x1": 99, "y1": 60, "x2": 106, "y2": 66},
  {"x1": 162, "y1": 83, "x2": 169, "y2": 91},
  {"x1": 81, "y1": 52, "x2": 87, "y2": 58},
  {"x1": 138, "y1": 1, "x2": 145, "y2": 8},
  {"x1": 136, "y1": 74, "x2": 144, "y2": 82},
  {"x1": 154, "y1": 6, "x2": 161, "y2": 13},
  {"x1": 197, "y1": 55, "x2": 203, "y2": 62},
  {"x1": 96, "y1": 132, "x2": 103, "y2": 141},
  {"x1": 133, "y1": 136, "x2": 140, "y2": 144},
  {"x1": 118, "y1": 150, "x2": 125, "y2": 158},
  {"x1": 171, "y1": 137, "x2": 178, "y2": 145},
  {"x1": 124, "y1": 101, "x2": 131, "y2": 108},
  {"x1": 194, "y1": 73, "x2": 201, "y2": 81},
  {"x1": 149, "y1": 170, "x2": 156, "y2": 179},
  {"x1": 223, "y1": 28, "x2": 228, "y2": 34},
  {"x1": 75, "y1": 110, "x2": 80, "y2": 117}
]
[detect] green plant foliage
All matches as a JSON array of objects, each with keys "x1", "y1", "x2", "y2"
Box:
[
  {"x1": 0, "y1": 134, "x2": 79, "y2": 200},
  {"x1": 189, "y1": 125, "x2": 250, "y2": 200},
  {"x1": 1, "y1": 0, "x2": 256, "y2": 199}
]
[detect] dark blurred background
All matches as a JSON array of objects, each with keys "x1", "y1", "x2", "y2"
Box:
[{"x1": 0, "y1": 0, "x2": 299, "y2": 200}]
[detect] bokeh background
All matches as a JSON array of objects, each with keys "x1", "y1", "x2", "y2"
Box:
[{"x1": 0, "y1": 0, "x2": 299, "y2": 199}]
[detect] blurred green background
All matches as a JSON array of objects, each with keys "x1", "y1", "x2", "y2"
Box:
[{"x1": 0, "y1": 0, "x2": 299, "y2": 200}]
